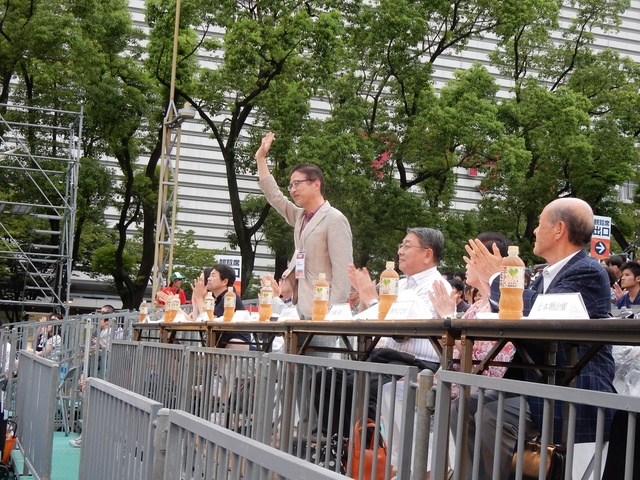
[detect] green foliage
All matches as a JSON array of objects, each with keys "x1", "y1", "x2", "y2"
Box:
[
  {"x1": 4, "y1": 0, "x2": 640, "y2": 309},
  {"x1": 91, "y1": 228, "x2": 219, "y2": 293}
]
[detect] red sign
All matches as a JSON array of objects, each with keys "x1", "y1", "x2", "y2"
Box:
[{"x1": 590, "y1": 238, "x2": 610, "y2": 260}]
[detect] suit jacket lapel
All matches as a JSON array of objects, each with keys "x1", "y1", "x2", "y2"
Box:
[
  {"x1": 545, "y1": 250, "x2": 587, "y2": 292},
  {"x1": 299, "y1": 201, "x2": 330, "y2": 245}
]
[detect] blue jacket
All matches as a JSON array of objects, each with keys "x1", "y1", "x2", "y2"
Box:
[{"x1": 491, "y1": 250, "x2": 615, "y2": 443}]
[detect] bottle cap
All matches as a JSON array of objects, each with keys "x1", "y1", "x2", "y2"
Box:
[
  {"x1": 264, "y1": 280, "x2": 271, "y2": 287},
  {"x1": 318, "y1": 273, "x2": 326, "y2": 280},
  {"x1": 227, "y1": 286, "x2": 234, "y2": 292},
  {"x1": 386, "y1": 261, "x2": 395, "y2": 269},
  {"x1": 507, "y1": 246, "x2": 519, "y2": 255}
]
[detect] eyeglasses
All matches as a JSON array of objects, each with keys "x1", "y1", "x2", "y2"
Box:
[
  {"x1": 287, "y1": 179, "x2": 313, "y2": 190},
  {"x1": 398, "y1": 243, "x2": 428, "y2": 251}
]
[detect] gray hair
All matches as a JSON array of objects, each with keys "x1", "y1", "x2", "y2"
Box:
[{"x1": 407, "y1": 227, "x2": 445, "y2": 264}]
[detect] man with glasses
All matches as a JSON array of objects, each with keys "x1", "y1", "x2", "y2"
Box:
[
  {"x1": 255, "y1": 132, "x2": 353, "y2": 321},
  {"x1": 312, "y1": 228, "x2": 449, "y2": 445},
  {"x1": 349, "y1": 227, "x2": 450, "y2": 368}
]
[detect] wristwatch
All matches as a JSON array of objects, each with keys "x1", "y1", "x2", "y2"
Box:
[{"x1": 367, "y1": 299, "x2": 380, "y2": 309}]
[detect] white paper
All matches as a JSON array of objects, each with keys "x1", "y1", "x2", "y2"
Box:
[
  {"x1": 278, "y1": 305, "x2": 300, "y2": 320},
  {"x1": 324, "y1": 303, "x2": 353, "y2": 320},
  {"x1": 528, "y1": 292, "x2": 589, "y2": 319}
]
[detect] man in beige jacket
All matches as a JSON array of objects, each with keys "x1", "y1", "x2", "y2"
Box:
[{"x1": 255, "y1": 132, "x2": 353, "y2": 322}]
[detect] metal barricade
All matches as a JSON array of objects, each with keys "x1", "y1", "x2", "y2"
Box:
[
  {"x1": 131, "y1": 342, "x2": 187, "y2": 409},
  {"x1": 106, "y1": 340, "x2": 140, "y2": 391},
  {"x1": 432, "y1": 370, "x2": 640, "y2": 480},
  {"x1": 154, "y1": 408, "x2": 346, "y2": 480},
  {"x1": 181, "y1": 347, "x2": 264, "y2": 438},
  {"x1": 14, "y1": 351, "x2": 59, "y2": 480},
  {"x1": 3, "y1": 310, "x2": 139, "y2": 417},
  {"x1": 79, "y1": 377, "x2": 162, "y2": 480},
  {"x1": 258, "y1": 353, "x2": 419, "y2": 480}
]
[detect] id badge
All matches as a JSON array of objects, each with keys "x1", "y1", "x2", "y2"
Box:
[{"x1": 295, "y1": 251, "x2": 306, "y2": 279}]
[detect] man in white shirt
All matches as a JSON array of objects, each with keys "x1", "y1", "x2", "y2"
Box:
[
  {"x1": 348, "y1": 227, "x2": 450, "y2": 367},
  {"x1": 315, "y1": 227, "x2": 450, "y2": 439}
]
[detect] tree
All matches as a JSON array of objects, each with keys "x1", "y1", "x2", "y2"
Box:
[
  {"x1": 92, "y1": 228, "x2": 219, "y2": 298},
  {"x1": 146, "y1": 0, "x2": 351, "y2": 288},
  {"x1": 0, "y1": 0, "x2": 169, "y2": 310},
  {"x1": 477, "y1": 0, "x2": 640, "y2": 262}
]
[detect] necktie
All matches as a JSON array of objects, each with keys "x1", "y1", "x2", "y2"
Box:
[{"x1": 532, "y1": 274, "x2": 545, "y2": 294}]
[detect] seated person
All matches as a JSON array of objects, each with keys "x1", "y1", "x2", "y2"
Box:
[
  {"x1": 192, "y1": 263, "x2": 252, "y2": 350},
  {"x1": 261, "y1": 268, "x2": 298, "y2": 315},
  {"x1": 316, "y1": 228, "x2": 448, "y2": 438},
  {"x1": 37, "y1": 323, "x2": 62, "y2": 361},
  {"x1": 456, "y1": 198, "x2": 615, "y2": 479},
  {"x1": 428, "y1": 232, "x2": 516, "y2": 398},
  {"x1": 448, "y1": 278, "x2": 470, "y2": 314}
]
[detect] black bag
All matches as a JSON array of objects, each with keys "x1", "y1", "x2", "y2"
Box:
[
  {"x1": 369, "y1": 348, "x2": 439, "y2": 372},
  {"x1": 292, "y1": 435, "x2": 347, "y2": 474},
  {"x1": 509, "y1": 440, "x2": 565, "y2": 480}
]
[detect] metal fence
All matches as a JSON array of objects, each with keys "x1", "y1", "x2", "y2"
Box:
[
  {"x1": 258, "y1": 352, "x2": 422, "y2": 480},
  {"x1": 155, "y1": 408, "x2": 346, "y2": 480},
  {"x1": 78, "y1": 378, "x2": 162, "y2": 480},
  {"x1": 104, "y1": 343, "x2": 426, "y2": 479},
  {"x1": 181, "y1": 346, "x2": 263, "y2": 438},
  {"x1": 2, "y1": 310, "x2": 141, "y2": 419},
  {"x1": 432, "y1": 370, "x2": 640, "y2": 480},
  {"x1": 14, "y1": 351, "x2": 59, "y2": 480}
]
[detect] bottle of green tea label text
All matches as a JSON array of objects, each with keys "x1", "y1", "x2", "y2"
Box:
[{"x1": 498, "y1": 246, "x2": 525, "y2": 319}]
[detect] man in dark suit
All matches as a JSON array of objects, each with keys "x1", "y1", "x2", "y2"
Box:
[{"x1": 456, "y1": 197, "x2": 615, "y2": 479}]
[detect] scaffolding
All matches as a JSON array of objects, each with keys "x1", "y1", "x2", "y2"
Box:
[{"x1": 0, "y1": 103, "x2": 82, "y2": 319}]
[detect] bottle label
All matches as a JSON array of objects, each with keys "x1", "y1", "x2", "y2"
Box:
[
  {"x1": 171, "y1": 298, "x2": 180, "y2": 310},
  {"x1": 500, "y1": 266, "x2": 525, "y2": 289},
  {"x1": 204, "y1": 298, "x2": 214, "y2": 310},
  {"x1": 140, "y1": 307, "x2": 148, "y2": 315},
  {"x1": 379, "y1": 277, "x2": 399, "y2": 296},
  {"x1": 259, "y1": 291, "x2": 273, "y2": 305},
  {"x1": 224, "y1": 294, "x2": 235, "y2": 308},
  {"x1": 313, "y1": 286, "x2": 330, "y2": 301}
]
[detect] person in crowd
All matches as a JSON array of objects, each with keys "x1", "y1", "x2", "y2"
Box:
[
  {"x1": 316, "y1": 228, "x2": 449, "y2": 437},
  {"x1": 448, "y1": 279, "x2": 470, "y2": 314},
  {"x1": 261, "y1": 268, "x2": 298, "y2": 315},
  {"x1": 96, "y1": 305, "x2": 117, "y2": 349},
  {"x1": 70, "y1": 305, "x2": 116, "y2": 448},
  {"x1": 191, "y1": 263, "x2": 251, "y2": 350},
  {"x1": 523, "y1": 267, "x2": 532, "y2": 289},
  {"x1": 464, "y1": 284, "x2": 479, "y2": 305},
  {"x1": 603, "y1": 254, "x2": 624, "y2": 282},
  {"x1": 458, "y1": 197, "x2": 615, "y2": 479},
  {"x1": 348, "y1": 286, "x2": 360, "y2": 315},
  {"x1": 428, "y1": 232, "x2": 516, "y2": 397},
  {"x1": 34, "y1": 313, "x2": 62, "y2": 361},
  {"x1": 614, "y1": 261, "x2": 640, "y2": 309},
  {"x1": 602, "y1": 265, "x2": 619, "y2": 304},
  {"x1": 68, "y1": 377, "x2": 87, "y2": 448},
  {"x1": 454, "y1": 271, "x2": 466, "y2": 285},
  {"x1": 255, "y1": 132, "x2": 353, "y2": 324},
  {"x1": 155, "y1": 272, "x2": 187, "y2": 307}
]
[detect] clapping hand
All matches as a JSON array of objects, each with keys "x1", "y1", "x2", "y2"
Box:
[
  {"x1": 191, "y1": 275, "x2": 208, "y2": 301},
  {"x1": 464, "y1": 239, "x2": 502, "y2": 286},
  {"x1": 427, "y1": 279, "x2": 457, "y2": 318},
  {"x1": 347, "y1": 264, "x2": 377, "y2": 309},
  {"x1": 261, "y1": 274, "x2": 281, "y2": 298}
]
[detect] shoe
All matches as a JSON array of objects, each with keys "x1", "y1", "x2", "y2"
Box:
[{"x1": 69, "y1": 437, "x2": 82, "y2": 448}]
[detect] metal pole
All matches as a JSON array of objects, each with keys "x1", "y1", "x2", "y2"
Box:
[{"x1": 151, "y1": 0, "x2": 182, "y2": 302}]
